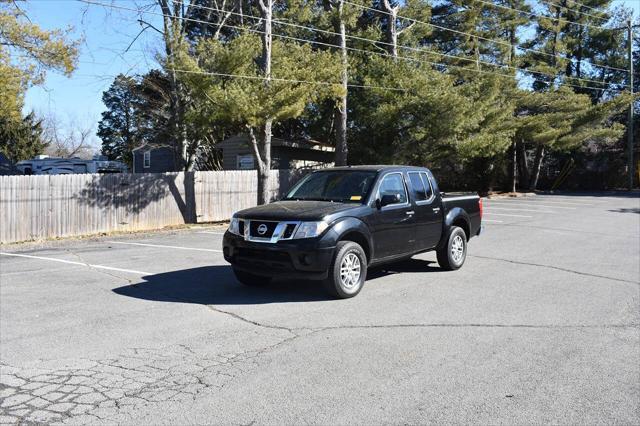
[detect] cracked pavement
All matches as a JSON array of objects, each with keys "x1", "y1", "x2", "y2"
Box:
[{"x1": 1, "y1": 192, "x2": 639, "y2": 424}]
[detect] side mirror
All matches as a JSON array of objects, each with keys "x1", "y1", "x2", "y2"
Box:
[{"x1": 378, "y1": 193, "x2": 401, "y2": 208}]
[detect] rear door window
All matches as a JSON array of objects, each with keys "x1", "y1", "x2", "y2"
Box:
[
  {"x1": 408, "y1": 172, "x2": 427, "y2": 201},
  {"x1": 421, "y1": 172, "x2": 433, "y2": 199}
]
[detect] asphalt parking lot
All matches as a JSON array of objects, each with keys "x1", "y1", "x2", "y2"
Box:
[{"x1": 1, "y1": 192, "x2": 639, "y2": 425}]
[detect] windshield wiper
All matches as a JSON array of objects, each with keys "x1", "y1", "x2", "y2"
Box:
[{"x1": 284, "y1": 197, "x2": 339, "y2": 202}]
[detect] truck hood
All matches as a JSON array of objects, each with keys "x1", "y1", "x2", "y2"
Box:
[{"x1": 234, "y1": 200, "x2": 359, "y2": 221}]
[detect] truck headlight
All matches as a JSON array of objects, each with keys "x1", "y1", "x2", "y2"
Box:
[
  {"x1": 293, "y1": 221, "x2": 329, "y2": 239},
  {"x1": 228, "y1": 216, "x2": 241, "y2": 235}
]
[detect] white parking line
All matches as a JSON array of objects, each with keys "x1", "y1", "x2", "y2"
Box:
[
  {"x1": 501, "y1": 198, "x2": 595, "y2": 206},
  {"x1": 518, "y1": 199, "x2": 595, "y2": 206},
  {"x1": 536, "y1": 196, "x2": 608, "y2": 203},
  {"x1": 482, "y1": 219, "x2": 504, "y2": 223},
  {"x1": 487, "y1": 207, "x2": 556, "y2": 213},
  {"x1": 484, "y1": 213, "x2": 532, "y2": 218},
  {"x1": 0, "y1": 252, "x2": 152, "y2": 275},
  {"x1": 107, "y1": 241, "x2": 223, "y2": 252},
  {"x1": 486, "y1": 202, "x2": 576, "y2": 210}
]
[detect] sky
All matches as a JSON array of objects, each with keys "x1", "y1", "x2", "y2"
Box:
[{"x1": 21, "y1": 0, "x2": 640, "y2": 152}]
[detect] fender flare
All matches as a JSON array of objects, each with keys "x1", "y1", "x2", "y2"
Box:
[
  {"x1": 329, "y1": 217, "x2": 374, "y2": 261},
  {"x1": 437, "y1": 208, "x2": 471, "y2": 249}
]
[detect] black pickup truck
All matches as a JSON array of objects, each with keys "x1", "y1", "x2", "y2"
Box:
[{"x1": 223, "y1": 166, "x2": 482, "y2": 298}]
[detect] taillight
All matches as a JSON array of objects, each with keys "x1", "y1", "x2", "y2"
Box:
[{"x1": 479, "y1": 198, "x2": 483, "y2": 219}]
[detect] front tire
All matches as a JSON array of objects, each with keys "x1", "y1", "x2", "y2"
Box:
[
  {"x1": 323, "y1": 241, "x2": 367, "y2": 299},
  {"x1": 233, "y1": 268, "x2": 271, "y2": 286},
  {"x1": 436, "y1": 226, "x2": 467, "y2": 271}
]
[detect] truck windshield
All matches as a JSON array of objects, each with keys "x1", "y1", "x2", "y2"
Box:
[{"x1": 284, "y1": 171, "x2": 377, "y2": 203}]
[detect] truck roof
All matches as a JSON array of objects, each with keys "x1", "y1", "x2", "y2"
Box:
[{"x1": 318, "y1": 165, "x2": 430, "y2": 173}]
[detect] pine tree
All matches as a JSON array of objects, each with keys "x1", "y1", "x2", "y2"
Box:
[
  {"x1": 515, "y1": 87, "x2": 628, "y2": 189},
  {"x1": 98, "y1": 75, "x2": 142, "y2": 166},
  {"x1": 0, "y1": 112, "x2": 47, "y2": 163},
  {"x1": 181, "y1": 32, "x2": 343, "y2": 203}
]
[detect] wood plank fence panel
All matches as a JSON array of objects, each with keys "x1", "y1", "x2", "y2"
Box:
[{"x1": 0, "y1": 169, "x2": 304, "y2": 244}]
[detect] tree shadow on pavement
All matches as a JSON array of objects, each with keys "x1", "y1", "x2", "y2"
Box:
[{"x1": 112, "y1": 265, "x2": 332, "y2": 305}]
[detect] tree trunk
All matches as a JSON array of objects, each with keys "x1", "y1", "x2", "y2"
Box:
[
  {"x1": 474, "y1": 36, "x2": 480, "y2": 70},
  {"x1": 510, "y1": 140, "x2": 517, "y2": 192},
  {"x1": 575, "y1": 23, "x2": 584, "y2": 78},
  {"x1": 382, "y1": 0, "x2": 398, "y2": 58},
  {"x1": 158, "y1": 1, "x2": 191, "y2": 173},
  {"x1": 258, "y1": 119, "x2": 272, "y2": 204},
  {"x1": 508, "y1": 29, "x2": 517, "y2": 193},
  {"x1": 334, "y1": 0, "x2": 348, "y2": 166},
  {"x1": 529, "y1": 145, "x2": 545, "y2": 191},
  {"x1": 256, "y1": 0, "x2": 273, "y2": 204},
  {"x1": 517, "y1": 140, "x2": 530, "y2": 186}
]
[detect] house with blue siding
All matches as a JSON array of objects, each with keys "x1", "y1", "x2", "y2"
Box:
[{"x1": 132, "y1": 145, "x2": 178, "y2": 173}]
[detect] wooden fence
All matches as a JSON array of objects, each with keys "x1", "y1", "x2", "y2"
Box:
[{"x1": 0, "y1": 169, "x2": 305, "y2": 244}]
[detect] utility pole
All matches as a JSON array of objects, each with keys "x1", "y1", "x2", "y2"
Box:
[{"x1": 627, "y1": 20, "x2": 635, "y2": 190}]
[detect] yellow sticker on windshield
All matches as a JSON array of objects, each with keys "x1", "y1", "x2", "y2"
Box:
[{"x1": 350, "y1": 195, "x2": 362, "y2": 201}]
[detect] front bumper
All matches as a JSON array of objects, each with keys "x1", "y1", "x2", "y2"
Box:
[{"x1": 222, "y1": 231, "x2": 336, "y2": 280}]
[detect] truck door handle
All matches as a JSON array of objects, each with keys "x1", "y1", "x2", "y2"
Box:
[
  {"x1": 432, "y1": 208, "x2": 440, "y2": 213},
  {"x1": 406, "y1": 211, "x2": 415, "y2": 215}
]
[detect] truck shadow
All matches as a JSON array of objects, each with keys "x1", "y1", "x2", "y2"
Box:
[
  {"x1": 112, "y1": 259, "x2": 442, "y2": 305},
  {"x1": 608, "y1": 208, "x2": 640, "y2": 214},
  {"x1": 368, "y1": 258, "x2": 442, "y2": 280},
  {"x1": 113, "y1": 265, "x2": 331, "y2": 305}
]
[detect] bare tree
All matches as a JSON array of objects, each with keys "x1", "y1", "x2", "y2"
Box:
[
  {"x1": 156, "y1": 0, "x2": 193, "y2": 171},
  {"x1": 247, "y1": 0, "x2": 274, "y2": 205},
  {"x1": 43, "y1": 115, "x2": 96, "y2": 159},
  {"x1": 325, "y1": 0, "x2": 348, "y2": 166},
  {"x1": 381, "y1": 0, "x2": 398, "y2": 58},
  {"x1": 380, "y1": 0, "x2": 416, "y2": 59}
]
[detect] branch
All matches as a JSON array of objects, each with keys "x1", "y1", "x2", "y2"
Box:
[
  {"x1": 397, "y1": 21, "x2": 416, "y2": 36},
  {"x1": 11, "y1": 0, "x2": 32, "y2": 23},
  {"x1": 123, "y1": 22, "x2": 159, "y2": 54},
  {"x1": 212, "y1": 9, "x2": 233, "y2": 40},
  {"x1": 257, "y1": 0, "x2": 267, "y2": 14},
  {"x1": 247, "y1": 125, "x2": 265, "y2": 168},
  {"x1": 137, "y1": 19, "x2": 164, "y2": 35}
]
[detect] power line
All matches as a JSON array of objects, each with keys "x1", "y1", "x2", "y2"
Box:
[
  {"x1": 472, "y1": 0, "x2": 607, "y2": 30},
  {"x1": 169, "y1": 68, "x2": 409, "y2": 92},
  {"x1": 342, "y1": 0, "x2": 628, "y2": 73},
  {"x1": 181, "y1": 0, "x2": 628, "y2": 87},
  {"x1": 76, "y1": 0, "x2": 624, "y2": 92},
  {"x1": 536, "y1": 0, "x2": 610, "y2": 22},
  {"x1": 563, "y1": 0, "x2": 612, "y2": 15}
]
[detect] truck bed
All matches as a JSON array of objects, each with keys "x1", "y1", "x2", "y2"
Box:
[{"x1": 441, "y1": 192, "x2": 482, "y2": 237}]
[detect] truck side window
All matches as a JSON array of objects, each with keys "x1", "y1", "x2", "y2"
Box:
[
  {"x1": 408, "y1": 172, "x2": 427, "y2": 201},
  {"x1": 378, "y1": 173, "x2": 407, "y2": 205},
  {"x1": 420, "y1": 172, "x2": 433, "y2": 199}
]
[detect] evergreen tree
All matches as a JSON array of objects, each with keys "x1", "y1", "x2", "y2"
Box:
[
  {"x1": 181, "y1": 32, "x2": 343, "y2": 202},
  {"x1": 98, "y1": 75, "x2": 142, "y2": 166},
  {"x1": 515, "y1": 87, "x2": 628, "y2": 189},
  {"x1": 0, "y1": 112, "x2": 47, "y2": 163}
]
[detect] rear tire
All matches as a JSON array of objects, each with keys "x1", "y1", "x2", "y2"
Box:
[
  {"x1": 233, "y1": 268, "x2": 271, "y2": 286},
  {"x1": 436, "y1": 226, "x2": 467, "y2": 271},
  {"x1": 323, "y1": 241, "x2": 367, "y2": 299}
]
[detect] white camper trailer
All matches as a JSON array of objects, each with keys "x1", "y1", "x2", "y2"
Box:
[{"x1": 16, "y1": 155, "x2": 128, "y2": 175}]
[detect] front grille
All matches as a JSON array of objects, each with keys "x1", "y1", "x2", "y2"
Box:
[
  {"x1": 249, "y1": 221, "x2": 278, "y2": 238},
  {"x1": 282, "y1": 223, "x2": 297, "y2": 239}
]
